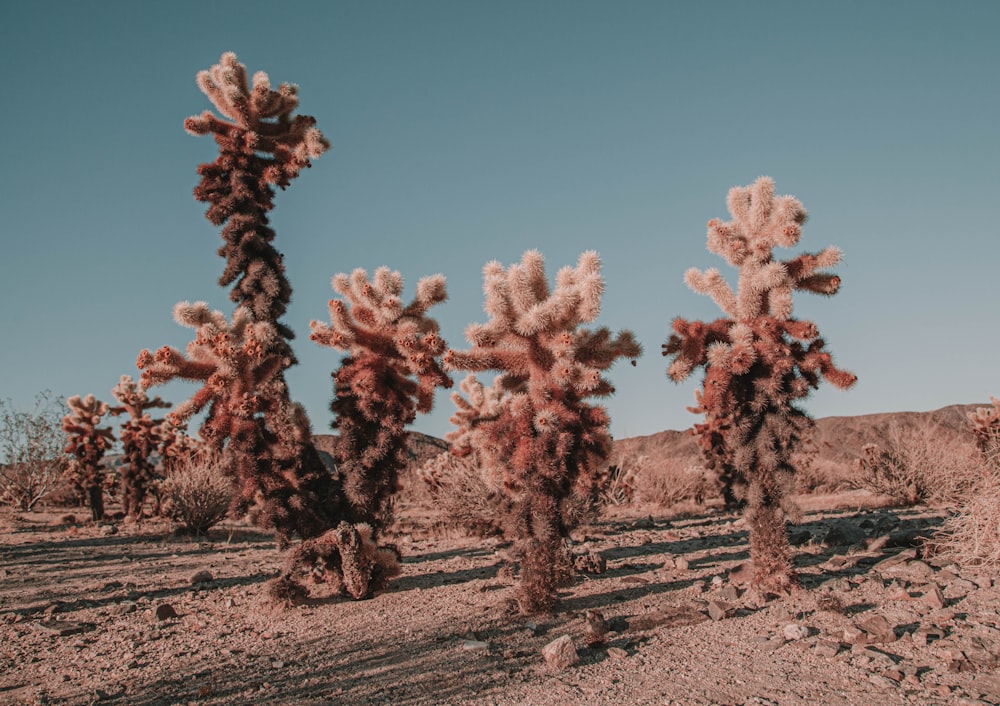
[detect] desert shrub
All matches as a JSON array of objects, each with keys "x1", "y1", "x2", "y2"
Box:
[
  {"x1": 596, "y1": 457, "x2": 640, "y2": 506},
  {"x1": 794, "y1": 456, "x2": 854, "y2": 495},
  {"x1": 416, "y1": 451, "x2": 508, "y2": 536},
  {"x1": 663, "y1": 177, "x2": 856, "y2": 592},
  {"x1": 969, "y1": 398, "x2": 1000, "y2": 470},
  {"x1": 160, "y1": 453, "x2": 234, "y2": 534},
  {"x1": 0, "y1": 392, "x2": 67, "y2": 510},
  {"x1": 932, "y1": 399, "x2": 1000, "y2": 572},
  {"x1": 633, "y1": 459, "x2": 713, "y2": 508},
  {"x1": 851, "y1": 421, "x2": 982, "y2": 506}
]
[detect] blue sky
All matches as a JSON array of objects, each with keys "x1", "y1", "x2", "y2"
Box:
[{"x1": 1, "y1": 1, "x2": 997, "y2": 440}]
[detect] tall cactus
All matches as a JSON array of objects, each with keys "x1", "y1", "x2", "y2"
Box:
[
  {"x1": 309, "y1": 267, "x2": 452, "y2": 536},
  {"x1": 663, "y1": 177, "x2": 856, "y2": 592},
  {"x1": 109, "y1": 376, "x2": 171, "y2": 520},
  {"x1": 184, "y1": 51, "x2": 329, "y2": 362},
  {"x1": 444, "y1": 250, "x2": 640, "y2": 613},
  {"x1": 61, "y1": 394, "x2": 116, "y2": 521}
]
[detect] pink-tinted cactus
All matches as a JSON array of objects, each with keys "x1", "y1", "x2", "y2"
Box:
[
  {"x1": 444, "y1": 250, "x2": 641, "y2": 613},
  {"x1": 137, "y1": 304, "x2": 339, "y2": 543},
  {"x1": 61, "y1": 394, "x2": 116, "y2": 520},
  {"x1": 969, "y1": 397, "x2": 1000, "y2": 468},
  {"x1": 663, "y1": 177, "x2": 856, "y2": 592},
  {"x1": 184, "y1": 52, "x2": 329, "y2": 362},
  {"x1": 109, "y1": 376, "x2": 171, "y2": 520},
  {"x1": 309, "y1": 267, "x2": 452, "y2": 536}
]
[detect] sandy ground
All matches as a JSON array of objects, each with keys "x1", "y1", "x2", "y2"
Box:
[{"x1": 2, "y1": 495, "x2": 999, "y2": 706}]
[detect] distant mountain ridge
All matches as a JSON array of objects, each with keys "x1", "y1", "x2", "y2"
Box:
[
  {"x1": 607, "y1": 403, "x2": 986, "y2": 474},
  {"x1": 335, "y1": 403, "x2": 988, "y2": 474}
]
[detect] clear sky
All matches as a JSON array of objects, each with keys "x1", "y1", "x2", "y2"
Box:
[{"x1": 1, "y1": 1, "x2": 997, "y2": 440}]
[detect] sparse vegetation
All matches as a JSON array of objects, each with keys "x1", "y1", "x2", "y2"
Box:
[
  {"x1": 0, "y1": 392, "x2": 66, "y2": 510},
  {"x1": 851, "y1": 420, "x2": 982, "y2": 506},
  {"x1": 159, "y1": 451, "x2": 233, "y2": 534}
]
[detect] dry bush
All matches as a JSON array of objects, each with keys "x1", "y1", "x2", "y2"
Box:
[
  {"x1": 850, "y1": 421, "x2": 981, "y2": 506},
  {"x1": 934, "y1": 468, "x2": 1000, "y2": 573},
  {"x1": 795, "y1": 456, "x2": 855, "y2": 495},
  {"x1": 159, "y1": 453, "x2": 234, "y2": 534},
  {"x1": 0, "y1": 393, "x2": 67, "y2": 510},
  {"x1": 415, "y1": 452, "x2": 509, "y2": 537},
  {"x1": 617, "y1": 454, "x2": 715, "y2": 509}
]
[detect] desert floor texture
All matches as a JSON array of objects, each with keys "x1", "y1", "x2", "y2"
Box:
[{"x1": 2, "y1": 491, "x2": 1000, "y2": 706}]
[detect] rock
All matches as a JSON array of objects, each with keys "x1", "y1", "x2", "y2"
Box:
[
  {"x1": 100, "y1": 524, "x2": 118, "y2": 536},
  {"x1": 912, "y1": 626, "x2": 945, "y2": 646},
  {"x1": 154, "y1": 603, "x2": 178, "y2": 621},
  {"x1": 674, "y1": 557, "x2": 690, "y2": 571},
  {"x1": 718, "y1": 585, "x2": 740, "y2": 602},
  {"x1": 572, "y1": 552, "x2": 606, "y2": 574},
  {"x1": 542, "y1": 635, "x2": 580, "y2": 670},
  {"x1": 821, "y1": 520, "x2": 866, "y2": 548},
  {"x1": 628, "y1": 605, "x2": 709, "y2": 631},
  {"x1": 872, "y1": 548, "x2": 918, "y2": 573},
  {"x1": 789, "y1": 529, "x2": 812, "y2": 546},
  {"x1": 606, "y1": 646, "x2": 629, "y2": 660},
  {"x1": 462, "y1": 639, "x2": 489, "y2": 651},
  {"x1": 727, "y1": 563, "x2": 754, "y2": 586},
  {"x1": 814, "y1": 639, "x2": 842, "y2": 657},
  {"x1": 919, "y1": 585, "x2": 946, "y2": 610},
  {"x1": 886, "y1": 528, "x2": 925, "y2": 548},
  {"x1": 584, "y1": 610, "x2": 609, "y2": 646},
  {"x1": 31, "y1": 621, "x2": 94, "y2": 637},
  {"x1": 783, "y1": 623, "x2": 809, "y2": 641},
  {"x1": 708, "y1": 600, "x2": 732, "y2": 622},
  {"x1": 857, "y1": 615, "x2": 897, "y2": 644},
  {"x1": 191, "y1": 570, "x2": 214, "y2": 585}
]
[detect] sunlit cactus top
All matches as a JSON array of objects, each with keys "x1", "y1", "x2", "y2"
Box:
[
  {"x1": 310, "y1": 267, "x2": 451, "y2": 414},
  {"x1": 184, "y1": 52, "x2": 330, "y2": 359},
  {"x1": 665, "y1": 177, "x2": 856, "y2": 393},
  {"x1": 62, "y1": 394, "x2": 116, "y2": 455},
  {"x1": 137, "y1": 303, "x2": 307, "y2": 446},
  {"x1": 444, "y1": 250, "x2": 641, "y2": 400},
  {"x1": 110, "y1": 375, "x2": 170, "y2": 422}
]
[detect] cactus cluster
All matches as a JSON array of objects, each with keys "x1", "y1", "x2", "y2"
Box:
[
  {"x1": 61, "y1": 394, "x2": 116, "y2": 520},
  {"x1": 663, "y1": 177, "x2": 856, "y2": 591},
  {"x1": 444, "y1": 250, "x2": 641, "y2": 613}
]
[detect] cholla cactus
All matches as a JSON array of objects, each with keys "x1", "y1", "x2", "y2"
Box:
[
  {"x1": 663, "y1": 177, "x2": 856, "y2": 592},
  {"x1": 184, "y1": 52, "x2": 329, "y2": 361},
  {"x1": 969, "y1": 397, "x2": 1000, "y2": 469},
  {"x1": 156, "y1": 421, "x2": 203, "y2": 476},
  {"x1": 109, "y1": 376, "x2": 171, "y2": 520},
  {"x1": 444, "y1": 250, "x2": 641, "y2": 613},
  {"x1": 61, "y1": 394, "x2": 115, "y2": 520},
  {"x1": 138, "y1": 303, "x2": 338, "y2": 542},
  {"x1": 310, "y1": 267, "x2": 451, "y2": 536}
]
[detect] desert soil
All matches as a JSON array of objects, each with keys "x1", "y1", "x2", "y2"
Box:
[{"x1": 2, "y1": 494, "x2": 999, "y2": 706}]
